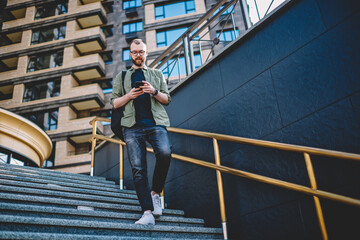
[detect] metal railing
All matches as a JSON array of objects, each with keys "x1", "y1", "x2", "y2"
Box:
[
  {"x1": 149, "y1": 0, "x2": 288, "y2": 86},
  {"x1": 89, "y1": 117, "x2": 360, "y2": 240}
]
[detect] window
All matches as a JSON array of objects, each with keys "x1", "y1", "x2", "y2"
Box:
[
  {"x1": 101, "y1": 26, "x2": 113, "y2": 38},
  {"x1": 27, "y1": 50, "x2": 64, "y2": 72},
  {"x1": 24, "y1": 109, "x2": 59, "y2": 131},
  {"x1": 123, "y1": 0, "x2": 142, "y2": 10},
  {"x1": 156, "y1": 27, "x2": 188, "y2": 47},
  {"x1": 0, "y1": 150, "x2": 25, "y2": 166},
  {"x1": 155, "y1": 0, "x2": 195, "y2": 20},
  {"x1": 213, "y1": 5, "x2": 235, "y2": 17},
  {"x1": 43, "y1": 141, "x2": 55, "y2": 168},
  {"x1": 23, "y1": 78, "x2": 60, "y2": 102},
  {"x1": 90, "y1": 110, "x2": 111, "y2": 125},
  {"x1": 217, "y1": 29, "x2": 239, "y2": 42},
  {"x1": 123, "y1": 21, "x2": 143, "y2": 34},
  {"x1": 98, "y1": 79, "x2": 112, "y2": 94},
  {"x1": 101, "y1": 52, "x2": 113, "y2": 64},
  {"x1": 122, "y1": 49, "x2": 131, "y2": 61},
  {"x1": 160, "y1": 54, "x2": 201, "y2": 79},
  {"x1": 35, "y1": 1, "x2": 68, "y2": 20},
  {"x1": 31, "y1": 25, "x2": 66, "y2": 45}
]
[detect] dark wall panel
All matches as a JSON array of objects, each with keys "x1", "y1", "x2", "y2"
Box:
[
  {"x1": 271, "y1": 12, "x2": 360, "y2": 125},
  {"x1": 218, "y1": 0, "x2": 326, "y2": 96}
]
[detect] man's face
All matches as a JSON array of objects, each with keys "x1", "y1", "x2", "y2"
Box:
[{"x1": 130, "y1": 42, "x2": 148, "y2": 67}]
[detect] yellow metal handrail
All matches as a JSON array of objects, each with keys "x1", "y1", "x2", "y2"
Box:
[{"x1": 89, "y1": 117, "x2": 360, "y2": 240}]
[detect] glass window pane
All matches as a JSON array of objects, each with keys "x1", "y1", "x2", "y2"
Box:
[
  {"x1": 186, "y1": 0, "x2": 195, "y2": 11},
  {"x1": 165, "y1": 2, "x2": 185, "y2": 18},
  {"x1": 123, "y1": 49, "x2": 130, "y2": 61},
  {"x1": 130, "y1": 23, "x2": 136, "y2": 32},
  {"x1": 156, "y1": 32, "x2": 166, "y2": 46},
  {"x1": 155, "y1": 6, "x2": 164, "y2": 19},
  {"x1": 166, "y1": 27, "x2": 187, "y2": 46},
  {"x1": 123, "y1": 24, "x2": 129, "y2": 34},
  {"x1": 137, "y1": 22, "x2": 143, "y2": 31},
  {"x1": 10, "y1": 157, "x2": 24, "y2": 166}
]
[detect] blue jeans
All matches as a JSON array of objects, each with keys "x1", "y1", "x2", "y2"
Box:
[{"x1": 123, "y1": 125, "x2": 172, "y2": 212}]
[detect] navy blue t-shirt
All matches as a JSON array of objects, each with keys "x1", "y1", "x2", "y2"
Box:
[{"x1": 131, "y1": 69, "x2": 156, "y2": 126}]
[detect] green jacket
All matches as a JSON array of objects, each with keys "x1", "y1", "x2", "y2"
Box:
[{"x1": 110, "y1": 66, "x2": 171, "y2": 128}]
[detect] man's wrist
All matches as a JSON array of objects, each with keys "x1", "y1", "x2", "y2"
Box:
[{"x1": 152, "y1": 89, "x2": 158, "y2": 96}]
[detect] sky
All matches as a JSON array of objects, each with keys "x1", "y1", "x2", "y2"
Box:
[{"x1": 246, "y1": 0, "x2": 286, "y2": 24}]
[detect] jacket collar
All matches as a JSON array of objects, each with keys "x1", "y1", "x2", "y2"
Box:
[{"x1": 129, "y1": 65, "x2": 148, "y2": 72}]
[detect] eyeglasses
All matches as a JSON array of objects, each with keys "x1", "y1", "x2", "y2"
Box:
[{"x1": 130, "y1": 51, "x2": 146, "y2": 56}]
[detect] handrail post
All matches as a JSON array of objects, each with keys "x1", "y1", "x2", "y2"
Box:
[
  {"x1": 119, "y1": 143, "x2": 124, "y2": 190},
  {"x1": 90, "y1": 120, "x2": 97, "y2": 176},
  {"x1": 213, "y1": 138, "x2": 228, "y2": 240},
  {"x1": 304, "y1": 153, "x2": 328, "y2": 240},
  {"x1": 160, "y1": 189, "x2": 165, "y2": 209}
]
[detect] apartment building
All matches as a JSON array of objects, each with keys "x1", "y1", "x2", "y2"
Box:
[{"x1": 0, "y1": 0, "x2": 245, "y2": 174}]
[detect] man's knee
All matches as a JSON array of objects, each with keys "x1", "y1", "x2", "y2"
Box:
[
  {"x1": 156, "y1": 147, "x2": 171, "y2": 161},
  {"x1": 132, "y1": 166, "x2": 147, "y2": 181}
]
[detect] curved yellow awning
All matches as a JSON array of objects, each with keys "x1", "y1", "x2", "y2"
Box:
[{"x1": 0, "y1": 108, "x2": 52, "y2": 167}]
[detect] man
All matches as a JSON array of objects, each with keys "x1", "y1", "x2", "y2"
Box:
[{"x1": 111, "y1": 39, "x2": 172, "y2": 225}]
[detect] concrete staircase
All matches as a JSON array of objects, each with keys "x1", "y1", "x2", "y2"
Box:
[{"x1": 0, "y1": 164, "x2": 223, "y2": 239}]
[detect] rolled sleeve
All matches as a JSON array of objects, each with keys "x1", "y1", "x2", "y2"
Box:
[
  {"x1": 110, "y1": 73, "x2": 123, "y2": 107},
  {"x1": 158, "y1": 71, "x2": 171, "y2": 105}
]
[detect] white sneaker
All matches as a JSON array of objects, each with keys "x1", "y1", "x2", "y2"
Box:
[
  {"x1": 135, "y1": 211, "x2": 155, "y2": 225},
  {"x1": 151, "y1": 194, "x2": 162, "y2": 216}
]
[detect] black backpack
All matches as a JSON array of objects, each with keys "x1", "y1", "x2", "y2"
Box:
[{"x1": 111, "y1": 70, "x2": 127, "y2": 140}]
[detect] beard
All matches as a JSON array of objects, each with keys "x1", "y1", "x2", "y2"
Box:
[{"x1": 132, "y1": 57, "x2": 145, "y2": 67}]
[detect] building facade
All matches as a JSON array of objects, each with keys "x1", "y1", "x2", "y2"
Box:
[{"x1": 0, "y1": 0, "x2": 246, "y2": 174}]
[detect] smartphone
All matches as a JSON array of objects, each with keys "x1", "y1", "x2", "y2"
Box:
[{"x1": 135, "y1": 81, "x2": 144, "y2": 91}]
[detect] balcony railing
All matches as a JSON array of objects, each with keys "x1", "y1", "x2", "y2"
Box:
[{"x1": 149, "y1": 0, "x2": 288, "y2": 88}]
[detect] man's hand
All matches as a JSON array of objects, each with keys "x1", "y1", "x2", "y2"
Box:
[
  {"x1": 127, "y1": 87, "x2": 144, "y2": 99},
  {"x1": 140, "y1": 81, "x2": 156, "y2": 95}
]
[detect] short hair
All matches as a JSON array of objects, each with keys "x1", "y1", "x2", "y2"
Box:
[{"x1": 130, "y1": 39, "x2": 147, "y2": 51}]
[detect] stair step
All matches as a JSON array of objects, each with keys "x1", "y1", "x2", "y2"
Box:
[
  {"x1": 0, "y1": 171, "x2": 133, "y2": 194},
  {"x1": 0, "y1": 168, "x2": 117, "y2": 189},
  {"x1": 0, "y1": 177, "x2": 137, "y2": 199},
  {"x1": 0, "y1": 231, "x2": 219, "y2": 240},
  {"x1": 0, "y1": 192, "x2": 184, "y2": 216},
  {"x1": 0, "y1": 215, "x2": 223, "y2": 239},
  {"x1": 0, "y1": 163, "x2": 107, "y2": 182},
  {"x1": 0, "y1": 184, "x2": 140, "y2": 205},
  {"x1": 0, "y1": 178, "x2": 137, "y2": 200},
  {"x1": 0, "y1": 203, "x2": 204, "y2": 227}
]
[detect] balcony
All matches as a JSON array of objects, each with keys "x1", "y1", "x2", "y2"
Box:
[
  {"x1": 71, "y1": 53, "x2": 105, "y2": 81},
  {"x1": 69, "y1": 84, "x2": 105, "y2": 111},
  {"x1": 5, "y1": 0, "x2": 32, "y2": 7},
  {"x1": 74, "y1": 26, "x2": 106, "y2": 54},
  {"x1": 125, "y1": 7, "x2": 138, "y2": 18},
  {"x1": 75, "y1": 2, "x2": 107, "y2": 28},
  {"x1": 125, "y1": 32, "x2": 138, "y2": 43}
]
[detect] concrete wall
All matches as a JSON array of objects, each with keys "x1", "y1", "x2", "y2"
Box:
[{"x1": 95, "y1": 0, "x2": 360, "y2": 239}]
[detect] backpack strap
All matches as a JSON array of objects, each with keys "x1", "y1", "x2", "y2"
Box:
[{"x1": 121, "y1": 70, "x2": 127, "y2": 95}]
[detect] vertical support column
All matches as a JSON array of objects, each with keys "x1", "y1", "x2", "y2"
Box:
[
  {"x1": 160, "y1": 189, "x2": 165, "y2": 209},
  {"x1": 198, "y1": 39, "x2": 203, "y2": 64},
  {"x1": 213, "y1": 138, "x2": 228, "y2": 240},
  {"x1": 304, "y1": 153, "x2": 328, "y2": 240},
  {"x1": 119, "y1": 143, "x2": 124, "y2": 190},
  {"x1": 231, "y1": 12, "x2": 238, "y2": 38},
  {"x1": 188, "y1": 34, "x2": 195, "y2": 72},
  {"x1": 90, "y1": 120, "x2": 97, "y2": 176},
  {"x1": 183, "y1": 36, "x2": 191, "y2": 76},
  {"x1": 240, "y1": 0, "x2": 252, "y2": 29}
]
